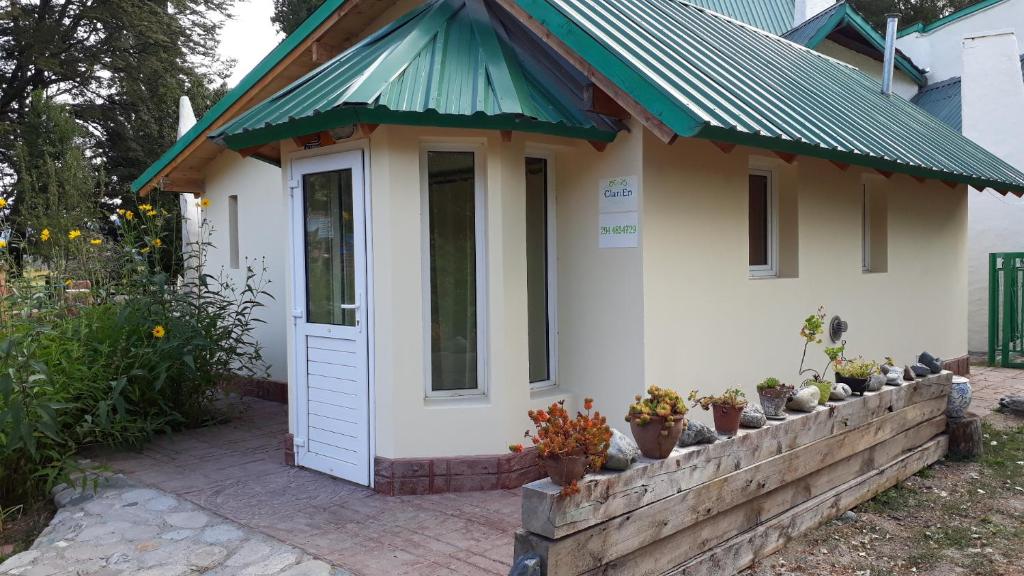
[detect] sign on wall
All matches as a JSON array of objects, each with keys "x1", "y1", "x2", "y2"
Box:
[{"x1": 598, "y1": 175, "x2": 640, "y2": 248}]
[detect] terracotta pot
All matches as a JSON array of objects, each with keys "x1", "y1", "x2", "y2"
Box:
[
  {"x1": 629, "y1": 416, "x2": 687, "y2": 459},
  {"x1": 712, "y1": 403, "x2": 744, "y2": 436},
  {"x1": 541, "y1": 454, "x2": 588, "y2": 486},
  {"x1": 836, "y1": 373, "x2": 869, "y2": 396},
  {"x1": 758, "y1": 387, "x2": 792, "y2": 419}
]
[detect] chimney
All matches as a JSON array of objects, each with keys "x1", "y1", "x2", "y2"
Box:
[
  {"x1": 881, "y1": 13, "x2": 899, "y2": 95},
  {"x1": 177, "y1": 96, "x2": 197, "y2": 140},
  {"x1": 793, "y1": 0, "x2": 836, "y2": 27}
]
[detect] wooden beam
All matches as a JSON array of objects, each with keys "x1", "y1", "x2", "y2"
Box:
[
  {"x1": 942, "y1": 180, "x2": 959, "y2": 189},
  {"x1": 158, "y1": 176, "x2": 204, "y2": 195},
  {"x1": 292, "y1": 131, "x2": 336, "y2": 149},
  {"x1": 774, "y1": 151, "x2": 797, "y2": 164},
  {"x1": 493, "y1": 0, "x2": 676, "y2": 144},
  {"x1": 237, "y1": 145, "x2": 264, "y2": 159},
  {"x1": 500, "y1": 130, "x2": 513, "y2": 143},
  {"x1": 311, "y1": 40, "x2": 339, "y2": 65},
  {"x1": 136, "y1": 0, "x2": 377, "y2": 194},
  {"x1": 589, "y1": 141, "x2": 608, "y2": 152},
  {"x1": 830, "y1": 160, "x2": 850, "y2": 171},
  {"x1": 520, "y1": 373, "x2": 951, "y2": 539},
  {"x1": 711, "y1": 141, "x2": 736, "y2": 154},
  {"x1": 359, "y1": 123, "x2": 379, "y2": 136},
  {"x1": 875, "y1": 169, "x2": 894, "y2": 179},
  {"x1": 911, "y1": 175, "x2": 926, "y2": 184},
  {"x1": 584, "y1": 85, "x2": 630, "y2": 120},
  {"x1": 521, "y1": 398, "x2": 948, "y2": 576}
]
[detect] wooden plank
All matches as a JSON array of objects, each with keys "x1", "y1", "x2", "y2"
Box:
[
  {"x1": 518, "y1": 399, "x2": 947, "y2": 576},
  {"x1": 521, "y1": 373, "x2": 951, "y2": 539},
  {"x1": 569, "y1": 416, "x2": 947, "y2": 575},
  {"x1": 664, "y1": 436, "x2": 948, "y2": 576}
]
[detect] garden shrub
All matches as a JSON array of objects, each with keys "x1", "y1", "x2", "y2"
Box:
[{"x1": 0, "y1": 199, "x2": 270, "y2": 508}]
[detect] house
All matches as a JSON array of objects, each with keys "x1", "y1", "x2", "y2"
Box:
[{"x1": 132, "y1": 0, "x2": 1024, "y2": 494}]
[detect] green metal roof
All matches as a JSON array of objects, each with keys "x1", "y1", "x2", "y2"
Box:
[
  {"x1": 899, "y1": 0, "x2": 1007, "y2": 38},
  {"x1": 684, "y1": 0, "x2": 795, "y2": 35},
  {"x1": 213, "y1": 0, "x2": 621, "y2": 149},
  {"x1": 783, "y1": 1, "x2": 925, "y2": 86},
  {"x1": 512, "y1": 0, "x2": 1024, "y2": 193},
  {"x1": 912, "y1": 77, "x2": 962, "y2": 132}
]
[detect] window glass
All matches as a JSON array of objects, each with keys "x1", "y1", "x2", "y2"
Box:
[
  {"x1": 526, "y1": 157, "x2": 551, "y2": 384},
  {"x1": 427, "y1": 151, "x2": 478, "y2": 392},
  {"x1": 862, "y1": 185, "x2": 871, "y2": 272},
  {"x1": 303, "y1": 170, "x2": 356, "y2": 326},
  {"x1": 749, "y1": 173, "x2": 770, "y2": 268}
]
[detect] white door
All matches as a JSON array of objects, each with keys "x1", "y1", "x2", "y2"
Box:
[{"x1": 291, "y1": 150, "x2": 370, "y2": 485}]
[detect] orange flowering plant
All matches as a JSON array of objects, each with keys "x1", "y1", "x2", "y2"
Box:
[
  {"x1": 626, "y1": 385, "x2": 689, "y2": 434},
  {"x1": 515, "y1": 399, "x2": 612, "y2": 471}
]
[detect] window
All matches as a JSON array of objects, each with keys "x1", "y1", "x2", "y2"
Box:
[
  {"x1": 748, "y1": 170, "x2": 777, "y2": 277},
  {"x1": 861, "y1": 185, "x2": 871, "y2": 272},
  {"x1": 228, "y1": 195, "x2": 239, "y2": 270},
  {"x1": 303, "y1": 170, "x2": 356, "y2": 326},
  {"x1": 424, "y1": 149, "x2": 485, "y2": 395},
  {"x1": 526, "y1": 156, "x2": 556, "y2": 388}
]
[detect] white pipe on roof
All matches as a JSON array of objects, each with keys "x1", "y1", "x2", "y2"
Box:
[{"x1": 883, "y1": 14, "x2": 900, "y2": 95}]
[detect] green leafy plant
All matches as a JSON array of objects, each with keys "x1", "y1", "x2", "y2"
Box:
[
  {"x1": 798, "y1": 307, "x2": 843, "y2": 383},
  {"x1": 835, "y1": 357, "x2": 878, "y2": 379},
  {"x1": 626, "y1": 385, "x2": 689, "y2": 429},
  {"x1": 757, "y1": 377, "x2": 781, "y2": 392},
  {"x1": 689, "y1": 388, "x2": 748, "y2": 410}
]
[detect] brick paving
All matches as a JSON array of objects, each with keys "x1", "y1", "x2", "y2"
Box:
[
  {"x1": 964, "y1": 366, "x2": 1024, "y2": 416},
  {"x1": 91, "y1": 400, "x2": 519, "y2": 576}
]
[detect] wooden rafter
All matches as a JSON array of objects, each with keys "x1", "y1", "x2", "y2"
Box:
[
  {"x1": 584, "y1": 85, "x2": 630, "y2": 120},
  {"x1": 710, "y1": 141, "x2": 735, "y2": 154},
  {"x1": 589, "y1": 141, "x2": 608, "y2": 152},
  {"x1": 159, "y1": 176, "x2": 204, "y2": 195},
  {"x1": 774, "y1": 151, "x2": 797, "y2": 164},
  {"x1": 830, "y1": 161, "x2": 849, "y2": 171},
  {"x1": 875, "y1": 169, "x2": 894, "y2": 179}
]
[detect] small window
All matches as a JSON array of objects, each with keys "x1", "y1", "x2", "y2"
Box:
[
  {"x1": 862, "y1": 183, "x2": 888, "y2": 273},
  {"x1": 228, "y1": 195, "x2": 239, "y2": 270},
  {"x1": 861, "y1": 185, "x2": 871, "y2": 272},
  {"x1": 526, "y1": 157, "x2": 556, "y2": 389},
  {"x1": 749, "y1": 170, "x2": 777, "y2": 277},
  {"x1": 424, "y1": 149, "x2": 485, "y2": 396}
]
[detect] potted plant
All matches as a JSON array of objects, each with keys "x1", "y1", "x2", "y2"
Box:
[
  {"x1": 798, "y1": 307, "x2": 842, "y2": 406},
  {"x1": 512, "y1": 398, "x2": 611, "y2": 496},
  {"x1": 625, "y1": 386, "x2": 689, "y2": 458},
  {"x1": 834, "y1": 356, "x2": 878, "y2": 396},
  {"x1": 690, "y1": 388, "x2": 748, "y2": 436},
  {"x1": 756, "y1": 377, "x2": 793, "y2": 419}
]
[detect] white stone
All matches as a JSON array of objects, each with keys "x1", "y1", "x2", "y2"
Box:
[
  {"x1": 188, "y1": 545, "x2": 228, "y2": 569},
  {"x1": 144, "y1": 496, "x2": 179, "y2": 512},
  {"x1": 160, "y1": 529, "x2": 196, "y2": 541},
  {"x1": 164, "y1": 511, "x2": 209, "y2": 529},
  {"x1": 829, "y1": 383, "x2": 852, "y2": 401},
  {"x1": 786, "y1": 387, "x2": 820, "y2": 412},
  {"x1": 136, "y1": 565, "x2": 190, "y2": 576},
  {"x1": 239, "y1": 552, "x2": 299, "y2": 576},
  {"x1": 604, "y1": 428, "x2": 640, "y2": 470},
  {"x1": 0, "y1": 551, "x2": 40, "y2": 573},
  {"x1": 279, "y1": 560, "x2": 333, "y2": 576},
  {"x1": 201, "y1": 524, "x2": 244, "y2": 544},
  {"x1": 225, "y1": 541, "x2": 274, "y2": 567}
]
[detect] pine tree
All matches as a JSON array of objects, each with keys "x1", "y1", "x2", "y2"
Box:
[
  {"x1": 272, "y1": 0, "x2": 325, "y2": 35},
  {"x1": 850, "y1": 0, "x2": 983, "y2": 31}
]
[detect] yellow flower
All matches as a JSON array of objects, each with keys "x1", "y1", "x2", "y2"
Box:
[
  {"x1": 68, "y1": 229, "x2": 82, "y2": 240},
  {"x1": 64, "y1": 279, "x2": 73, "y2": 287},
  {"x1": 152, "y1": 238, "x2": 163, "y2": 247},
  {"x1": 90, "y1": 238, "x2": 102, "y2": 246},
  {"x1": 200, "y1": 198, "x2": 211, "y2": 209},
  {"x1": 140, "y1": 247, "x2": 150, "y2": 254},
  {"x1": 146, "y1": 210, "x2": 158, "y2": 217},
  {"x1": 41, "y1": 228, "x2": 50, "y2": 242},
  {"x1": 0, "y1": 239, "x2": 7, "y2": 249},
  {"x1": 116, "y1": 208, "x2": 125, "y2": 216},
  {"x1": 138, "y1": 203, "x2": 153, "y2": 212},
  {"x1": 124, "y1": 210, "x2": 134, "y2": 221},
  {"x1": 151, "y1": 325, "x2": 166, "y2": 338},
  {"x1": 0, "y1": 198, "x2": 7, "y2": 208}
]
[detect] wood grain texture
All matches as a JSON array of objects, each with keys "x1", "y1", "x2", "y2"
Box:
[{"x1": 521, "y1": 373, "x2": 952, "y2": 539}]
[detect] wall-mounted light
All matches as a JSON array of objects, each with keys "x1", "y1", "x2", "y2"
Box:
[{"x1": 829, "y1": 315, "x2": 849, "y2": 343}]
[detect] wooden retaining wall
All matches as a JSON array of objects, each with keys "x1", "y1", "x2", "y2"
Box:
[{"x1": 514, "y1": 372, "x2": 952, "y2": 576}]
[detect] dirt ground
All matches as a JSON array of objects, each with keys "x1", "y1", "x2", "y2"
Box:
[
  {"x1": 0, "y1": 501, "x2": 54, "y2": 563},
  {"x1": 745, "y1": 410, "x2": 1024, "y2": 576}
]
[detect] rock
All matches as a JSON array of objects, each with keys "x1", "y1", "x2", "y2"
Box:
[
  {"x1": 604, "y1": 428, "x2": 640, "y2": 470},
  {"x1": 919, "y1": 351, "x2": 943, "y2": 374},
  {"x1": 678, "y1": 420, "x2": 718, "y2": 446},
  {"x1": 903, "y1": 365, "x2": 916, "y2": 382},
  {"x1": 867, "y1": 374, "x2": 885, "y2": 392},
  {"x1": 829, "y1": 383, "x2": 852, "y2": 401},
  {"x1": 0, "y1": 550, "x2": 41, "y2": 573},
  {"x1": 164, "y1": 511, "x2": 209, "y2": 529},
  {"x1": 911, "y1": 363, "x2": 930, "y2": 377},
  {"x1": 787, "y1": 387, "x2": 820, "y2": 412},
  {"x1": 886, "y1": 371, "x2": 901, "y2": 385},
  {"x1": 740, "y1": 405, "x2": 767, "y2": 428},
  {"x1": 200, "y1": 524, "x2": 244, "y2": 544},
  {"x1": 509, "y1": 554, "x2": 543, "y2": 576},
  {"x1": 837, "y1": 510, "x2": 858, "y2": 524},
  {"x1": 279, "y1": 560, "x2": 334, "y2": 576},
  {"x1": 999, "y1": 395, "x2": 1024, "y2": 416}
]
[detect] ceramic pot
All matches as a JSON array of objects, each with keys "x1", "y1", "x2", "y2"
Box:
[
  {"x1": 758, "y1": 387, "x2": 792, "y2": 419},
  {"x1": 836, "y1": 373, "x2": 869, "y2": 395},
  {"x1": 711, "y1": 403, "x2": 744, "y2": 436},
  {"x1": 630, "y1": 416, "x2": 687, "y2": 459},
  {"x1": 947, "y1": 376, "x2": 973, "y2": 418},
  {"x1": 541, "y1": 454, "x2": 588, "y2": 486}
]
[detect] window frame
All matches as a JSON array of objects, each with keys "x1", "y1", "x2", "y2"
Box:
[
  {"x1": 525, "y1": 151, "x2": 558, "y2": 392},
  {"x1": 862, "y1": 183, "x2": 871, "y2": 273},
  {"x1": 228, "y1": 194, "x2": 240, "y2": 270},
  {"x1": 420, "y1": 143, "x2": 489, "y2": 399},
  {"x1": 748, "y1": 168, "x2": 778, "y2": 278}
]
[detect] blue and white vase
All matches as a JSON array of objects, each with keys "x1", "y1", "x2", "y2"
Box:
[{"x1": 946, "y1": 376, "x2": 972, "y2": 419}]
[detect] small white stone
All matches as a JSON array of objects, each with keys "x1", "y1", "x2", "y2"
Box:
[
  {"x1": 239, "y1": 551, "x2": 299, "y2": 575},
  {"x1": 200, "y1": 525, "x2": 244, "y2": 544},
  {"x1": 188, "y1": 545, "x2": 228, "y2": 569},
  {"x1": 225, "y1": 541, "x2": 274, "y2": 567},
  {"x1": 164, "y1": 511, "x2": 209, "y2": 529}
]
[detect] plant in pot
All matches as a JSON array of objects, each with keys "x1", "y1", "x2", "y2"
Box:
[
  {"x1": 689, "y1": 388, "x2": 748, "y2": 436},
  {"x1": 798, "y1": 307, "x2": 841, "y2": 406},
  {"x1": 756, "y1": 377, "x2": 794, "y2": 420},
  {"x1": 625, "y1": 386, "x2": 689, "y2": 459},
  {"x1": 512, "y1": 398, "x2": 611, "y2": 496},
  {"x1": 834, "y1": 356, "x2": 878, "y2": 396}
]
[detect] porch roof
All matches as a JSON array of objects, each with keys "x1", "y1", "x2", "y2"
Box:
[
  {"x1": 507, "y1": 0, "x2": 1024, "y2": 194},
  {"x1": 211, "y1": 0, "x2": 622, "y2": 150}
]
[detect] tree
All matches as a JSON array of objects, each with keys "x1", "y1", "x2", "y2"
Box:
[
  {"x1": 272, "y1": 0, "x2": 324, "y2": 35},
  {"x1": 850, "y1": 0, "x2": 983, "y2": 31}
]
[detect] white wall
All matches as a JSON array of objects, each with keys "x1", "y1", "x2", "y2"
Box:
[
  {"x1": 816, "y1": 39, "x2": 921, "y2": 100},
  {"x1": 794, "y1": 0, "x2": 837, "y2": 26},
  {"x1": 203, "y1": 151, "x2": 289, "y2": 382},
  {"x1": 897, "y1": 0, "x2": 1024, "y2": 82},
  {"x1": 961, "y1": 30, "x2": 1024, "y2": 352}
]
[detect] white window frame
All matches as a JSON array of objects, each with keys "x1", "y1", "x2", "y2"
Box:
[
  {"x1": 862, "y1": 184, "x2": 871, "y2": 273},
  {"x1": 525, "y1": 151, "x2": 558, "y2": 392},
  {"x1": 748, "y1": 168, "x2": 778, "y2": 278},
  {"x1": 420, "y1": 143, "x2": 489, "y2": 399}
]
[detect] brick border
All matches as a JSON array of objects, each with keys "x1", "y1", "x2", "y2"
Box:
[
  {"x1": 373, "y1": 449, "x2": 546, "y2": 496},
  {"x1": 943, "y1": 354, "x2": 970, "y2": 377},
  {"x1": 235, "y1": 378, "x2": 288, "y2": 404},
  {"x1": 283, "y1": 433, "x2": 296, "y2": 466}
]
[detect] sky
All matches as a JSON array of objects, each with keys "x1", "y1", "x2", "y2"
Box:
[{"x1": 218, "y1": 0, "x2": 284, "y2": 86}]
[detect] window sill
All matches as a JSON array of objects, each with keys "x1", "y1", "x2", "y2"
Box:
[
  {"x1": 530, "y1": 382, "x2": 559, "y2": 398},
  {"x1": 424, "y1": 393, "x2": 490, "y2": 409}
]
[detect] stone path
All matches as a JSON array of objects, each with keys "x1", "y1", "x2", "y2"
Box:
[
  {"x1": 0, "y1": 475, "x2": 347, "y2": 576},
  {"x1": 966, "y1": 365, "x2": 1024, "y2": 416}
]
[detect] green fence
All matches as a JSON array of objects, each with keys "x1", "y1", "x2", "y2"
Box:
[{"x1": 989, "y1": 252, "x2": 1024, "y2": 367}]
